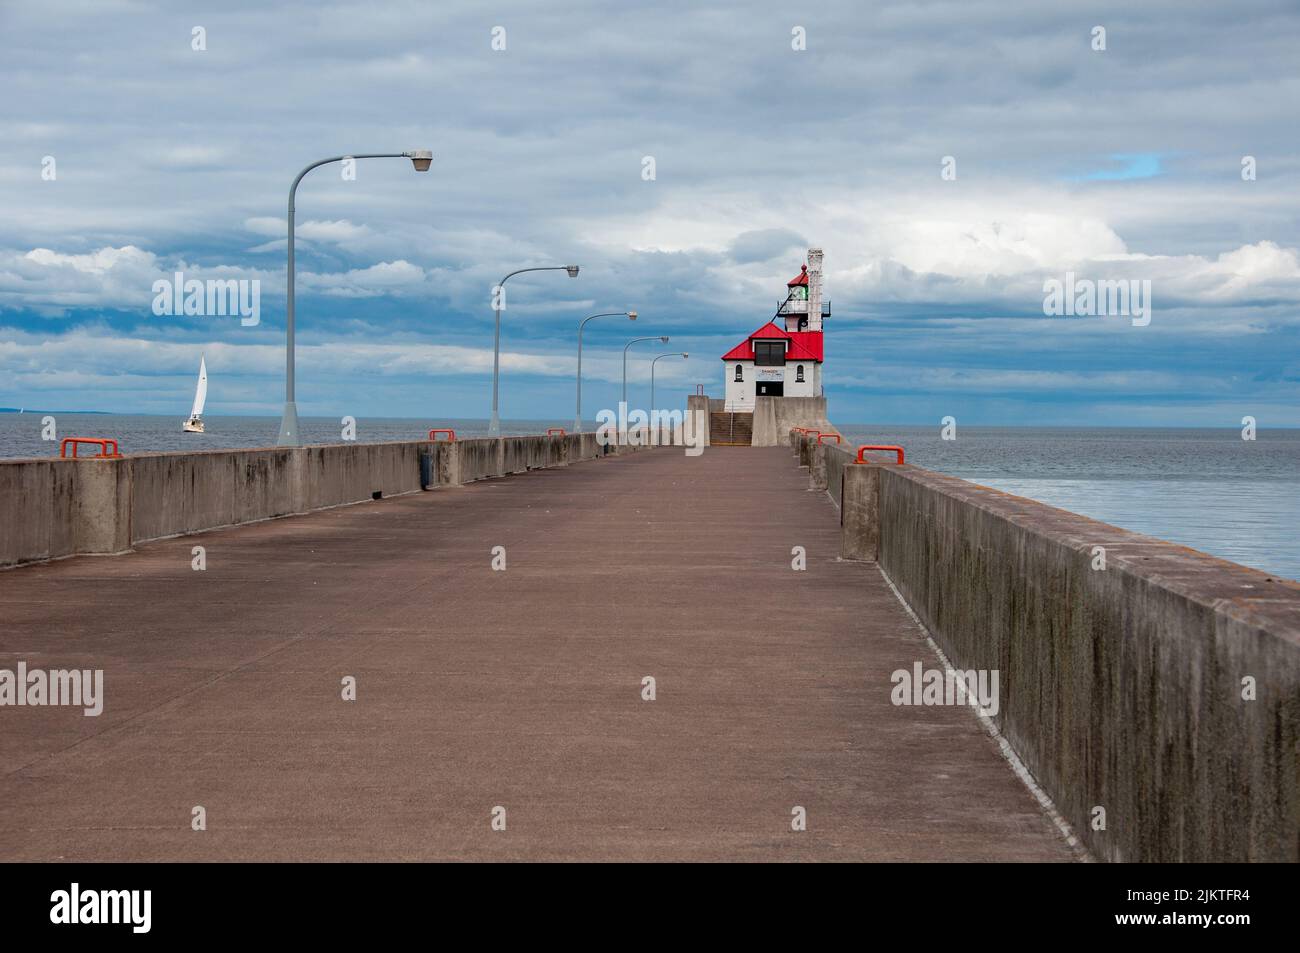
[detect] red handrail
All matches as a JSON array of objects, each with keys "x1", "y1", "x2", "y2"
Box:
[
  {"x1": 428, "y1": 429, "x2": 456, "y2": 442},
  {"x1": 60, "y1": 437, "x2": 121, "y2": 458},
  {"x1": 817, "y1": 433, "x2": 842, "y2": 444},
  {"x1": 855, "y1": 444, "x2": 906, "y2": 465},
  {"x1": 546, "y1": 428, "x2": 566, "y2": 436}
]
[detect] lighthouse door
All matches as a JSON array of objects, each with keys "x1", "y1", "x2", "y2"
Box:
[{"x1": 756, "y1": 381, "x2": 784, "y2": 397}]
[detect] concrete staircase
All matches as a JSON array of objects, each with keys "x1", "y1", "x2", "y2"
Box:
[{"x1": 710, "y1": 411, "x2": 753, "y2": 446}]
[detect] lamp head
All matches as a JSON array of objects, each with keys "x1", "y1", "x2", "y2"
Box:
[
  {"x1": 565, "y1": 265, "x2": 580, "y2": 278},
  {"x1": 659, "y1": 336, "x2": 669, "y2": 343},
  {"x1": 627, "y1": 310, "x2": 637, "y2": 320},
  {"x1": 681, "y1": 352, "x2": 689, "y2": 358},
  {"x1": 407, "y1": 150, "x2": 433, "y2": 172}
]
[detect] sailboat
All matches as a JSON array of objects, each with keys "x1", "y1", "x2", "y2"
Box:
[{"x1": 182, "y1": 355, "x2": 207, "y2": 433}]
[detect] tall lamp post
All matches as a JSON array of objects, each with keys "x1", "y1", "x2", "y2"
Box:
[
  {"x1": 650, "y1": 352, "x2": 689, "y2": 412},
  {"x1": 623, "y1": 336, "x2": 669, "y2": 407},
  {"x1": 277, "y1": 151, "x2": 433, "y2": 446},
  {"x1": 575, "y1": 310, "x2": 636, "y2": 432},
  {"x1": 489, "y1": 265, "x2": 580, "y2": 436}
]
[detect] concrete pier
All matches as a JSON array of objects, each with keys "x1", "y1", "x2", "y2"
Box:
[
  {"x1": 794, "y1": 431, "x2": 1300, "y2": 864},
  {"x1": 0, "y1": 446, "x2": 1074, "y2": 861},
  {"x1": 3, "y1": 431, "x2": 1296, "y2": 863}
]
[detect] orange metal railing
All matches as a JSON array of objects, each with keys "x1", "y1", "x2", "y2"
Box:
[
  {"x1": 546, "y1": 428, "x2": 566, "y2": 436},
  {"x1": 428, "y1": 429, "x2": 456, "y2": 442},
  {"x1": 816, "y1": 433, "x2": 842, "y2": 445},
  {"x1": 855, "y1": 444, "x2": 906, "y2": 465},
  {"x1": 60, "y1": 437, "x2": 121, "y2": 458}
]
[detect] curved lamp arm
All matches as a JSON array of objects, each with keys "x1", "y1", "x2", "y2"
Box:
[
  {"x1": 622, "y1": 335, "x2": 670, "y2": 406},
  {"x1": 488, "y1": 263, "x2": 580, "y2": 435},
  {"x1": 650, "y1": 352, "x2": 689, "y2": 411},
  {"x1": 575, "y1": 311, "x2": 636, "y2": 432},
  {"x1": 282, "y1": 151, "x2": 431, "y2": 424}
]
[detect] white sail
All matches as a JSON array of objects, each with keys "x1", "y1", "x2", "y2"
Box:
[{"x1": 190, "y1": 356, "x2": 208, "y2": 418}]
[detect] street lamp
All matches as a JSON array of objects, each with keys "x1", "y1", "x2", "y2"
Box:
[
  {"x1": 277, "y1": 151, "x2": 433, "y2": 446},
  {"x1": 489, "y1": 265, "x2": 580, "y2": 436},
  {"x1": 650, "y1": 352, "x2": 689, "y2": 412},
  {"x1": 623, "y1": 336, "x2": 669, "y2": 407},
  {"x1": 575, "y1": 310, "x2": 636, "y2": 432}
]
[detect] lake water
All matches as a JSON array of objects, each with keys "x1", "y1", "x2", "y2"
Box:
[
  {"x1": 838, "y1": 425, "x2": 1300, "y2": 582},
  {"x1": 0, "y1": 413, "x2": 564, "y2": 457},
  {"x1": 2, "y1": 414, "x2": 1297, "y2": 581}
]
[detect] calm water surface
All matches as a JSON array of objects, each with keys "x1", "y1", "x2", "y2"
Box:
[{"x1": 839, "y1": 425, "x2": 1300, "y2": 581}]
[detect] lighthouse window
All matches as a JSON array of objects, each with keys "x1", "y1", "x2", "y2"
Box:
[
  {"x1": 796, "y1": 365, "x2": 805, "y2": 382},
  {"x1": 753, "y1": 341, "x2": 785, "y2": 366},
  {"x1": 734, "y1": 364, "x2": 743, "y2": 382}
]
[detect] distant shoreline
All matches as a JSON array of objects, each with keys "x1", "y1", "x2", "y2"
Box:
[{"x1": 0, "y1": 408, "x2": 109, "y2": 415}]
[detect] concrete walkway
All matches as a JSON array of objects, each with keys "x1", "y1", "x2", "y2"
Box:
[{"x1": 0, "y1": 446, "x2": 1075, "y2": 861}]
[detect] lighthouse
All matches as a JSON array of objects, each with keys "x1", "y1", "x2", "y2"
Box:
[{"x1": 721, "y1": 248, "x2": 826, "y2": 411}]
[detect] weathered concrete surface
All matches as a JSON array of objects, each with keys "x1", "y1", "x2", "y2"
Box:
[
  {"x1": 876, "y1": 465, "x2": 1300, "y2": 863},
  {"x1": 839, "y1": 464, "x2": 879, "y2": 561},
  {"x1": 751, "y1": 396, "x2": 833, "y2": 446},
  {"x1": 821, "y1": 439, "x2": 851, "y2": 501},
  {"x1": 793, "y1": 430, "x2": 851, "y2": 501},
  {"x1": 0, "y1": 457, "x2": 131, "y2": 565},
  {"x1": 797, "y1": 432, "x2": 1300, "y2": 863},
  {"x1": 0, "y1": 447, "x2": 1073, "y2": 861},
  {"x1": 686, "y1": 394, "x2": 710, "y2": 447}
]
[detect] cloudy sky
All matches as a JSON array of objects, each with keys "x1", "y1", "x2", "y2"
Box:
[{"x1": 1, "y1": 0, "x2": 1297, "y2": 425}]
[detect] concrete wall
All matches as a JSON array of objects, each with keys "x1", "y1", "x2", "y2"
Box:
[
  {"x1": 797, "y1": 431, "x2": 1300, "y2": 863},
  {"x1": 130, "y1": 449, "x2": 292, "y2": 542},
  {"x1": 822, "y1": 438, "x2": 851, "y2": 504},
  {"x1": 0, "y1": 433, "x2": 654, "y2": 568},
  {"x1": 753, "y1": 397, "x2": 833, "y2": 446},
  {"x1": 451, "y1": 437, "x2": 499, "y2": 484},
  {"x1": 687, "y1": 395, "x2": 710, "y2": 447},
  {"x1": 0, "y1": 457, "x2": 131, "y2": 565},
  {"x1": 792, "y1": 429, "x2": 848, "y2": 499}
]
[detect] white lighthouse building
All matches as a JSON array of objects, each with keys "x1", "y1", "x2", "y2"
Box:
[{"x1": 722, "y1": 248, "x2": 826, "y2": 411}]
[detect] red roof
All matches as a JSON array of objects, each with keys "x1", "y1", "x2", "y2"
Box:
[
  {"x1": 750, "y1": 320, "x2": 787, "y2": 340},
  {"x1": 787, "y1": 264, "x2": 809, "y2": 287},
  {"x1": 787, "y1": 331, "x2": 823, "y2": 361},
  {"x1": 720, "y1": 322, "x2": 823, "y2": 362}
]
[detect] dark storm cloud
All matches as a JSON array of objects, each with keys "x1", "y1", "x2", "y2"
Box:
[{"x1": 0, "y1": 0, "x2": 1297, "y2": 423}]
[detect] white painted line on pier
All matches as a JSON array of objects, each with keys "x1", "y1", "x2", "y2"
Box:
[{"x1": 875, "y1": 564, "x2": 1093, "y2": 862}]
